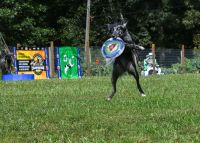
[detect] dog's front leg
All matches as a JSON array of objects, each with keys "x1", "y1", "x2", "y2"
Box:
[
  {"x1": 124, "y1": 43, "x2": 134, "y2": 48},
  {"x1": 125, "y1": 43, "x2": 145, "y2": 50}
]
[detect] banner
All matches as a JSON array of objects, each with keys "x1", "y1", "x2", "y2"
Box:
[
  {"x1": 56, "y1": 46, "x2": 81, "y2": 79},
  {"x1": 14, "y1": 47, "x2": 49, "y2": 79}
]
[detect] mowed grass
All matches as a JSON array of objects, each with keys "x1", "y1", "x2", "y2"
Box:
[{"x1": 1, "y1": 74, "x2": 200, "y2": 143}]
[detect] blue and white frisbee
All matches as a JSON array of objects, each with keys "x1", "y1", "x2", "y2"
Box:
[{"x1": 101, "y1": 37, "x2": 125, "y2": 59}]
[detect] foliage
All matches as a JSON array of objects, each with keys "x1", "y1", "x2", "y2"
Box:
[
  {"x1": 182, "y1": 9, "x2": 200, "y2": 30},
  {"x1": 81, "y1": 58, "x2": 113, "y2": 76},
  {"x1": 91, "y1": 64, "x2": 112, "y2": 76},
  {"x1": 0, "y1": 0, "x2": 199, "y2": 48},
  {"x1": 1, "y1": 75, "x2": 200, "y2": 142},
  {"x1": 162, "y1": 56, "x2": 200, "y2": 74},
  {"x1": 0, "y1": 1, "x2": 54, "y2": 46},
  {"x1": 193, "y1": 34, "x2": 200, "y2": 49}
]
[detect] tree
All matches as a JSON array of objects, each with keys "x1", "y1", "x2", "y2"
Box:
[
  {"x1": 0, "y1": 0, "x2": 199, "y2": 48},
  {"x1": 0, "y1": 0, "x2": 55, "y2": 46}
]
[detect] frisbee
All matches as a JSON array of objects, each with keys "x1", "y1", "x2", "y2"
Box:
[{"x1": 101, "y1": 37, "x2": 125, "y2": 59}]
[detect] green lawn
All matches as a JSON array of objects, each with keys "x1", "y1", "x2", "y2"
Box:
[{"x1": 1, "y1": 74, "x2": 200, "y2": 143}]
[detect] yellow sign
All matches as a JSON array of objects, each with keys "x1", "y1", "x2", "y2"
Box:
[
  {"x1": 18, "y1": 71, "x2": 47, "y2": 80},
  {"x1": 17, "y1": 50, "x2": 45, "y2": 60},
  {"x1": 16, "y1": 49, "x2": 47, "y2": 80}
]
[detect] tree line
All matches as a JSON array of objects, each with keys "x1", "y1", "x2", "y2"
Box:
[{"x1": 0, "y1": 0, "x2": 199, "y2": 48}]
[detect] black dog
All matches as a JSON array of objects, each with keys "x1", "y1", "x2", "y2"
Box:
[
  {"x1": 106, "y1": 21, "x2": 145, "y2": 101},
  {"x1": 0, "y1": 49, "x2": 13, "y2": 74}
]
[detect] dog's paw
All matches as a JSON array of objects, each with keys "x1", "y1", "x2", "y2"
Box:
[
  {"x1": 138, "y1": 46, "x2": 145, "y2": 50},
  {"x1": 135, "y1": 45, "x2": 145, "y2": 50},
  {"x1": 141, "y1": 93, "x2": 146, "y2": 97},
  {"x1": 106, "y1": 96, "x2": 112, "y2": 101}
]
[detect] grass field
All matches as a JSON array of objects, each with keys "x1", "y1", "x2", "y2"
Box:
[{"x1": 1, "y1": 74, "x2": 200, "y2": 143}]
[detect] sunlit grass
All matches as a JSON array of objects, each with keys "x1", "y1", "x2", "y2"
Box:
[{"x1": 1, "y1": 74, "x2": 200, "y2": 142}]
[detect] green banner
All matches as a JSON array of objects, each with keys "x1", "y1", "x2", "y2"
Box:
[{"x1": 59, "y1": 46, "x2": 78, "y2": 79}]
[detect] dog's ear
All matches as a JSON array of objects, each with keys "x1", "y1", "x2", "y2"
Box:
[
  {"x1": 122, "y1": 21, "x2": 128, "y2": 28},
  {"x1": 107, "y1": 23, "x2": 117, "y2": 31},
  {"x1": 106, "y1": 24, "x2": 113, "y2": 33},
  {"x1": 107, "y1": 24, "x2": 112, "y2": 31}
]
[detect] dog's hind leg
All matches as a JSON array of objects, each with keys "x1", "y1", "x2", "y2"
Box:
[
  {"x1": 107, "y1": 70, "x2": 120, "y2": 101},
  {"x1": 107, "y1": 63, "x2": 124, "y2": 101},
  {"x1": 127, "y1": 63, "x2": 146, "y2": 96}
]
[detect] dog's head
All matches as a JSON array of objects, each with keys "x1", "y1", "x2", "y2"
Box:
[{"x1": 107, "y1": 22, "x2": 127, "y2": 38}]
